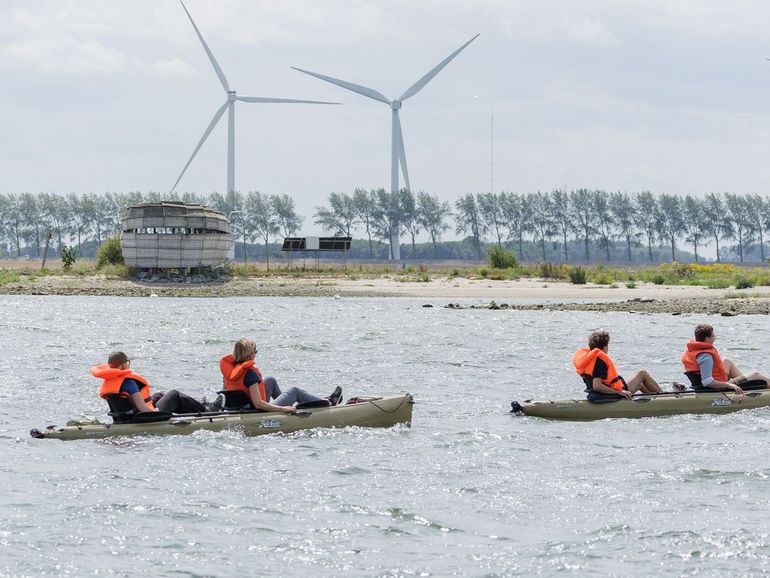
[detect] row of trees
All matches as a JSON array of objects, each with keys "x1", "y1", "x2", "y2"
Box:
[
  {"x1": 1, "y1": 189, "x2": 769, "y2": 263},
  {"x1": 315, "y1": 189, "x2": 770, "y2": 263},
  {"x1": 0, "y1": 191, "x2": 303, "y2": 265}
]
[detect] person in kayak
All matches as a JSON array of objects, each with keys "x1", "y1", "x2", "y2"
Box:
[
  {"x1": 573, "y1": 331, "x2": 666, "y2": 400},
  {"x1": 219, "y1": 338, "x2": 342, "y2": 413},
  {"x1": 681, "y1": 324, "x2": 769, "y2": 394},
  {"x1": 92, "y1": 351, "x2": 216, "y2": 415}
]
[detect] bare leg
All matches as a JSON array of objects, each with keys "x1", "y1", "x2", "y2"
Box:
[
  {"x1": 723, "y1": 358, "x2": 743, "y2": 379},
  {"x1": 624, "y1": 369, "x2": 663, "y2": 394},
  {"x1": 739, "y1": 370, "x2": 769, "y2": 383}
]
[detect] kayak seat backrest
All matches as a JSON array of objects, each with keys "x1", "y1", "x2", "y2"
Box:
[
  {"x1": 685, "y1": 372, "x2": 768, "y2": 391},
  {"x1": 104, "y1": 394, "x2": 137, "y2": 424},
  {"x1": 684, "y1": 371, "x2": 702, "y2": 388},
  {"x1": 219, "y1": 390, "x2": 256, "y2": 411}
]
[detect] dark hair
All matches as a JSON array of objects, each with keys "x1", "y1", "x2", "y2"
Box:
[
  {"x1": 588, "y1": 331, "x2": 610, "y2": 350},
  {"x1": 694, "y1": 324, "x2": 713, "y2": 342},
  {"x1": 108, "y1": 351, "x2": 130, "y2": 368}
]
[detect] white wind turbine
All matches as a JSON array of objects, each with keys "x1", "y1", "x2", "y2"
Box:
[
  {"x1": 293, "y1": 33, "x2": 479, "y2": 260},
  {"x1": 172, "y1": 0, "x2": 339, "y2": 195}
]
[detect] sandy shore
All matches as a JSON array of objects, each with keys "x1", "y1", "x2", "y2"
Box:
[{"x1": 2, "y1": 274, "x2": 770, "y2": 314}]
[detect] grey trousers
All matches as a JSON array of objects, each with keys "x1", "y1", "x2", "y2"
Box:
[{"x1": 264, "y1": 376, "x2": 323, "y2": 406}]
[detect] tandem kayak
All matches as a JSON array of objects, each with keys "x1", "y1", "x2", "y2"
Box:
[
  {"x1": 31, "y1": 394, "x2": 414, "y2": 440},
  {"x1": 510, "y1": 389, "x2": 770, "y2": 421}
]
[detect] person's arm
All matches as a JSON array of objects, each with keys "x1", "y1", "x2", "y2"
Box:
[
  {"x1": 697, "y1": 352, "x2": 743, "y2": 393},
  {"x1": 129, "y1": 392, "x2": 154, "y2": 412},
  {"x1": 592, "y1": 377, "x2": 632, "y2": 399},
  {"x1": 248, "y1": 384, "x2": 295, "y2": 413},
  {"x1": 121, "y1": 379, "x2": 154, "y2": 412}
]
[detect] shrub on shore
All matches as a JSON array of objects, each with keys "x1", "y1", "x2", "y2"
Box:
[
  {"x1": 568, "y1": 266, "x2": 587, "y2": 284},
  {"x1": 487, "y1": 246, "x2": 518, "y2": 269},
  {"x1": 96, "y1": 236, "x2": 124, "y2": 268}
]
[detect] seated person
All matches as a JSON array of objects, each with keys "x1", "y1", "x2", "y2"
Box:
[
  {"x1": 92, "y1": 351, "x2": 213, "y2": 416},
  {"x1": 219, "y1": 338, "x2": 342, "y2": 413},
  {"x1": 573, "y1": 331, "x2": 665, "y2": 400},
  {"x1": 681, "y1": 323, "x2": 769, "y2": 394}
]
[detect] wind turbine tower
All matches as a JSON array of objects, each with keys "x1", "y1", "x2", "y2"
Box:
[
  {"x1": 172, "y1": 0, "x2": 338, "y2": 195},
  {"x1": 294, "y1": 34, "x2": 479, "y2": 260}
]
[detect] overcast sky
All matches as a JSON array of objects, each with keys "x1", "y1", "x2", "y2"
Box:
[{"x1": 3, "y1": 1, "x2": 770, "y2": 236}]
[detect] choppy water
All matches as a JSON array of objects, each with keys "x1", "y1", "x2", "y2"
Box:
[{"x1": 2, "y1": 295, "x2": 770, "y2": 577}]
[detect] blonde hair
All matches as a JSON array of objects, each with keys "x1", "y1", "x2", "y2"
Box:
[{"x1": 233, "y1": 338, "x2": 257, "y2": 363}]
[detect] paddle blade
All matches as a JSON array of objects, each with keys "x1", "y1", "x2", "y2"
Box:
[
  {"x1": 399, "y1": 33, "x2": 480, "y2": 101},
  {"x1": 171, "y1": 101, "x2": 227, "y2": 193},
  {"x1": 180, "y1": 0, "x2": 230, "y2": 93},
  {"x1": 292, "y1": 67, "x2": 391, "y2": 104}
]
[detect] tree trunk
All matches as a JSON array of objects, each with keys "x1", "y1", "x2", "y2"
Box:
[
  {"x1": 242, "y1": 231, "x2": 248, "y2": 264},
  {"x1": 264, "y1": 238, "x2": 270, "y2": 271},
  {"x1": 562, "y1": 230, "x2": 568, "y2": 262},
  {"x1": 605, "y1": 239, "x2": 610, "y2": 261},
  {"x1": 626, "y1": 236, "x2": 632, "y2": 261},
  {"x1": 670, "y1": 235, "x2": 675, "y2": 262},
  {"x1": 584, "y1": 230, "x2": 590, "y2": 261},
  {"x1": 694, "y1": 240, "x2": 699, "y2": 263},
  {"x1": 411, "y1": 233, "x2": 416, "y2": 260},
  {"x1": 647, "y1": 237, "x2": 653, "y2": 262},
  {"x1": 759, "y1": 230, "x2": 765, "y2": 262},
  {"x1": 432, "y1": 236, "x2": 437, "y2": 258},
  {"x1": 540, "y1": 237, "x2": 546, "y2": 260},
  {"x1": 518, "y1": 234, "x2": 523, "y2": 260},
  {"x1": 715, "y1": 236, "x2": 721, "y2": 262}
]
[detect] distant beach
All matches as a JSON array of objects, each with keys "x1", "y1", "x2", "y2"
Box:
[{"x1": 2, "y1": 270, "x2": 770, "y2": 315}]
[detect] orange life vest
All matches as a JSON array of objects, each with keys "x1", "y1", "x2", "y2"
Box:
[
  {"x1": 91, "y1": 364, "x2": 155, "y2": 410},
  {"x1": 681, "y1": 341, "x2": 728, "y2": 382},
  {"x1": 573, "y1": 348, "x2": 623, "y2": 390},
  {"x1": 219, "y1": 354, "x2": 266, "y2": 402}
]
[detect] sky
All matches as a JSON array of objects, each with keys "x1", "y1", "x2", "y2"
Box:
[{"x1": 2, "y1": 0, "x2": 770, "y2": 237}]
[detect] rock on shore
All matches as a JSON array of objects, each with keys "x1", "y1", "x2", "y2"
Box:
[{"x1": 444, "y1": 297, "x2": 770, "y2": 316}]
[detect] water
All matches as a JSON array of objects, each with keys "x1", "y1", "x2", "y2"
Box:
[{"x1": 2, "y1": 295, "x2": 770, "y2": 577}]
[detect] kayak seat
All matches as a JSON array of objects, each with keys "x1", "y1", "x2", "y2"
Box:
[
  {"x1": 218, "y1": 390, "x2": 260, "y2": 412},
  {"x1": 685, "y1": 372, "x2": 768, "y2": 391},
  {"x1": 104, "y1": 394, "x2": 137, "y2": 423},
  {"x1": 296, "y1": 399, "x2": 331, "y2": 409},
  {"x1": 586, "y1": 391, "x2": 624, "y2": 404}
]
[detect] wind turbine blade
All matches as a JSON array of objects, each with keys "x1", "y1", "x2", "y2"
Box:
[
  {"x1": 236, "y1": 96, "x2": 340, "y2": 105},
  {"x1": 171, "y1": 102, "x2": 228, "y2": 193},
  {"x1": 292, "y1": 67, "x2": 391, "y2": 104},
  {"x1": 180, "y1": 0, "x2": 230, "y2": 93},
  {"x1": 396, "y1": 115, "x2": 411, "y2": 191},
  {"x1": 399, "y1": 33, "x2": 480, "y2": 101}
]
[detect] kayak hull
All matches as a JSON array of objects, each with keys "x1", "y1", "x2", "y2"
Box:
[
  {"x1": 514, "y1": 390, "x2": 770, "y2": 421},
  {"x1": 32, "y1": 394, "x2": 413, "y2": 440}
]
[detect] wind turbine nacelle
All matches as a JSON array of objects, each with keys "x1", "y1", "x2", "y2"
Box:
[{"x1": 391, "y1": 100, "x2": 402, "y2": 110}]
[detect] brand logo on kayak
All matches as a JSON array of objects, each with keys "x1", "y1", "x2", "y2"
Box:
[
  {"x1": 711, "y1": 398, "x2": 733, "y2": 406},
  {"x1": 259, "y1": 419, "x2": 281, "y2": 428}
]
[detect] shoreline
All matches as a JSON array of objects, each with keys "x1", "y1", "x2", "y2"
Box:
[{"x1": 2, "y1": 274, "x2": 770, "y2": 314}]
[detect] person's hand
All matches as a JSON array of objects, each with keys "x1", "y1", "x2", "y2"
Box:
[
  {"x1": 283, "y1": 406, "x2": 296, "y2": 414},
  {"x1": 732, "y1": 384, "x2": 744, "y2": 395},
  {"x1": 619, "y1": 390, "x2": 633, "y2": 400}
]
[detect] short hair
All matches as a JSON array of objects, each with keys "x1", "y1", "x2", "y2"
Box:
[
  {"x1": 108, "y1": 351, "x2": 130, "y2": 368},
  {"x1": 694, "y1": 324, "x2": 714, "y2": 342},
  {"x1": 233, "y1": 338, "x2": 257, "y2": 363},
  {"x1": 588, "y1": 331, "x2": 610, "y2": 350}
]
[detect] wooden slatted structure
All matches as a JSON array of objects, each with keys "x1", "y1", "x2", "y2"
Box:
[{"x1": 121, "y1": 202, "x2": 232, "y2": 269}]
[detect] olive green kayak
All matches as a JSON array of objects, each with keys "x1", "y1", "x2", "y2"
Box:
[
  {"x1": 31, "y1": 394, "x2": 414, "y2": 440},
  {"x1": 511, "y1": 389, "x2": 770, "y2": 421}
]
